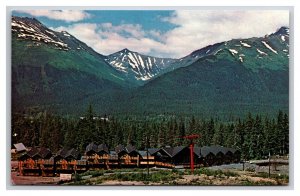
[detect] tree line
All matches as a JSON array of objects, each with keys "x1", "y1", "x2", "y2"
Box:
[{"x1": 11, "y1": 105, "x2": 289, "y2": 160}]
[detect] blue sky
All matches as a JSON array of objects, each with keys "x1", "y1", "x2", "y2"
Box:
[
  {"x1": 12, "y1": 10, "x2": 289, "y2": 58},
  {"x1": 13, "y1": 10, "x2": 177, "y2": 33}
]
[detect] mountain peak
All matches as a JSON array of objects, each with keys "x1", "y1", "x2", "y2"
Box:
[
  {"x1": 273, "y1": 26, "x2": 289, "y2": 36},
  {"x1": 12, "y1": 16, "x2": 43, "y2": 26},
  {"x1": 106, "y1": 48, "x2": 175, "y2": 82},
  {"x1": 119, "y1": 48, "x2": 133, "y2": 54}
]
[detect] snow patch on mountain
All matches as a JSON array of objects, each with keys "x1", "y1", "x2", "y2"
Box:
[
  {"x1": 229, "y1": 49, "x2": 238, "y2": 55},
  {"x1": 261, "y1": 41, "x2": 278, "y2": 54},
  {"x1": 12, "y1": 17, "x2": 72, "y2": 50},
  {"x1": 240, "y1": 41, "x2": 251, "y2": 48},
  {"x1": 214, "y1": 49, "x2": 223, "y2": 55},
  {"x1": 239, "y1": 56, "x2": 244, "y2": 62},
  {"x1": 106, "y1": 49, "x2": 175, "y2": 81},
  {"x1": 257, "y1": 48, "x2": 268, "y2": 56}
]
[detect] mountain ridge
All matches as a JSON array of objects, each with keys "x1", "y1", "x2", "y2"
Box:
[
  {"x1": 105, "y1": 48, "x2": 176, "y2": 83},
  {"x1": 11, "y1": 15, "x2": 289, "y2": 117}
]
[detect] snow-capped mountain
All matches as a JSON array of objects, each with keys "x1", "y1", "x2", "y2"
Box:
[
  {"x1": 11, "y1": 16, "x2": 176, "y2": 84},
  {"x1": 11, "y1": 15, "x2": 289, "y2": 116},
  {"x1": 11, "y1": 16, "x2": 105, "y2": 58},
  {"x1": 167, "y1": 26, "x2": 289, "y2": 72},
  {"x1": 132, "y1": 27, "x2": 289, "y2": 117},
  {"x1": 105, "y1": 48, "x2": 176, "y2": 81},
  {"x1": 12, "y1": 15, "x2": 289, "y2": 84}
]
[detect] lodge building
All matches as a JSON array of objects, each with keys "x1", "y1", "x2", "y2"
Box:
[{"x1": 15, "y1": 143, "x2": 241, "y2": 176}]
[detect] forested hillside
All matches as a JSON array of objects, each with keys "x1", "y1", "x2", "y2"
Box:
[{"x1": 12, "y1": 106, "x2": 289, "y2": 160}]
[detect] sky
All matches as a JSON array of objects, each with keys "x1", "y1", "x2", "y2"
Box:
[{"x1": 12, "y1": 10, "x2": 289, "y2": 58}]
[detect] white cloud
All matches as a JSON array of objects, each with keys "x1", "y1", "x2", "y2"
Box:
[
  {"x1": 98, "y1": 23, "x2": 145, "y2": 39},
  {"x1": 15, "y1": 10, "x2": 91, "y2": 22},
  {"x1": 52, "y1": 23, "x2": 165, "y2": 56},
  {"x1": 161, "y1": 10, "x2": 289, "y2": 57},
  {"x1": 52, "y1": 10, "x2": 289, "y2": 58}
]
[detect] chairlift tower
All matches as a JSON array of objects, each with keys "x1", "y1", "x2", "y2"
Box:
[{"x1": 181, "y1": 134, "x2": 200, "y2": 174}]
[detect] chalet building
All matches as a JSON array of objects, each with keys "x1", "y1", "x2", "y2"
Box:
[
  {"x1": 115, "y1": 144, "x2": 128, "y2": 157},
  {"x1": 220, "y1": 147, "x2": 234, "y2": 164},
  {"x1": 54, "y1": 148, "x2": 85, "y2": 174},
  {"x1": 85, "y1": 142, "x2": 98, "y2": 156},
  {"x1": 16, "y1": 143, "x2": 241, "y2": 176},
  {"x1": 126, "y1": 144, "x2": 142, "y2": 157},
  {"x1": 147, "y1": 146, "x2": 195, "y2": 165},
  {"x1": 18, "y1": 147, "x2": 52, "y2": 160},
  {"x1": 198, "y1": 147, "x2": 216, "y2": 166},
  {"x1": 115, "y1": 144, "x2": 142, "y2": 167},
  {"x1": 98, "y1": 144, "x2": 109, "y2": 156},
  {"x1": 85, "y1": 143, "x2": 110, "y2": 169},
  {"x1": 85, "y1": 143, "x2": 109, "y2": 158},
  {"x1": 198, "y1": 146, "x2": 242, "y2": 166},
  {"x1": 18, "y1": 147, "x2": 53, "y2": 176},
  {"x1": 172, "y1": 146, "x2": 199, "y2": 166}
]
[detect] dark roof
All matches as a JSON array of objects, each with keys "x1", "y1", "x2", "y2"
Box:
[
  {"x1": 55, "y1": 148, "x2": 69, "y2": 158},
  {"x1": 13, "y1": 143, "x2": 26, "y2": 152},
  {"x1": 193, "y1": 146, "x2": 201, "y2": 157},
  {"x1": 18, "y1": 147, "x2": 51, "y2": 160},
  {"x1": 200, "y1": 146, "x2": 216, "y2": 157},
  {"x1": 207, "y1": 145, "x2": 225, "y2": 156},
  {"x1": 65, "y1": 148, "x2": 80, "y2": 159},
  {"x1": 138, "y1": 151, "x2": 151, "y2": 157},
  {"x1": 86, "y1": 142, "x2": 98, "y2": 153},
  {"x1": 115, "y1": 144, "x2": 126, "y2": 154},
  {"x1": 85, "y1": 143, "x2": 109, "y2": 154},
  {"x1": 27, "y1": 147, "x2": 39, "y2": 157},
  {"x1": 161, "y1": 147, "x2": 173, "y2": 157},
  {"x1": 171, "y1": 146, "x2": 186, "y2": 157},
  {"x1": 201, "y1": 145, "x2": 239, "y2": 157},
  {"x1": 38, "y1": 147, "x2": 52, "y2": 159},
  {"x1": 150, "y1": 146, "x2": 200, "y2": 158},
  {"x1": 98, "y1": 143, "x2": 109, "y2": 154},
  {"x1": 125, "y1": 144, "x2": 136, "y2": 153},
  {"x1": 221, "y1": 147, "x2": 237, "y2": 155},
  {"x1": 228, "y1": 147, "x2": 239, "y2": 154},
  {"x1": 148, "y1": 148, "x2": 160, "y2": 155},
  {"x1": 217, "y1": 146, "x2": 240, "y2": 155}
]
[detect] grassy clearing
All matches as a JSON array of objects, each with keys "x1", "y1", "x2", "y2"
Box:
[
  {"x1": 103, "y1": 170, "x2": 183, "y2": 183},
  {"x1": 66, "y1": 167, "x2": 287, "y2": 186},
  {"x1": 185, "y1": 168, "x2": 239, "y2": 177},
  {"x1": 68, "y1": 169, "x2": 183, "y2": 185}
]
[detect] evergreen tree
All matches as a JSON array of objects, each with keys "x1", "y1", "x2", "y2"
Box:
[
  {"x1": 243, "y1": 113, "x2": 254, "y2": 160},
  {"x1": 212, "y1": 123, "x2": 225, "y2": 146},
  {"x1": 283, "y1": 113, "x2": 289, "y2": 154},
  {"x1": 179, "y1": 118, "x2": 186, "y2": 145}
]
